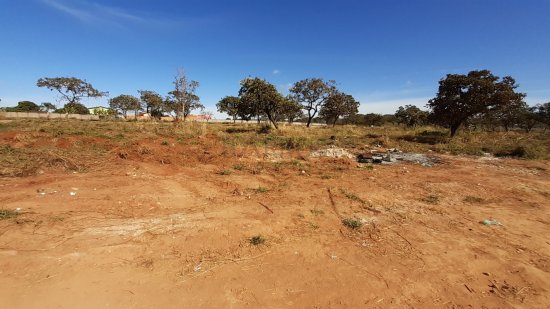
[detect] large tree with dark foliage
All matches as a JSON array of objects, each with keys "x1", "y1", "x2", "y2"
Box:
[
  {"x1": 276, "y1": 96, "x2": 303, "y2": 124},
  {"x1": 239, "y1": 77, "x2": 284, "y2": 129},
  {"x1": 363, "y1": 113, "x2": 384, "y2": 126},
  {"x1": 535, "y1": 102, "x2": 550, "y2": 127},
  {"x1": 139, "y1": 90, "x2": 164, "y2": 118},
  {"x1": 216, "y1": 96, "x2": 241, "y2": 123},
  {"x1": 109, "y1": 95, "x2": 141, "y2": 118},
  {"x1": 6, "y1": 101, "x2": 40, "y2": 112},
  {"x1": 427, "y1": 70, "x2": 526, "y2": 137},
  {"x1": 395, "y1": 105, "x2": 428, "y2": 127},
  {"x1": 56, "y1": 102, "x2": 90, "y2": 114},
  {"x1": 319, "y1": 92, "x2": 359, "y2": 126}
]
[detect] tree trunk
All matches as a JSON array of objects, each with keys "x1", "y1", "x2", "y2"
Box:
[
  {"x1": 268, "y1": 116, "x2": 278, "y2": 130},
  {"x1": 450, "y1": 123, "x2": 460, "y2": 137}
]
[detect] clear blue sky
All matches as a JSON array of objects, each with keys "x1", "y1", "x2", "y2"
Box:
[{"x1": 1, "y1": 0, "x2": 549, "y2": 116}]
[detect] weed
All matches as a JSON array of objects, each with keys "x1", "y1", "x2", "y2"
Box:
[
  {"x1": 138, "y1": 146, "x2": 153, "y2": 155},
  {"x1": 421, "y1": 194, "x2": 440, "y2": 204},
  {"x1": 0, "y1": 209, "x2": 19, "y2": 220},
  {"x1": 257, "y1": 125, "x2": 272, "y2": 134},
  {"x1": 342, "y1": 218, "x2": 363, "y2": 229},
  {"x1": 310, "y1": 208, "x2": 325, "y2": 216},
  {"x1": 249, "y1": 235, "x2": 266, "y2": 245},
  {"x1": 218, "y1": 169, "x2": 232, "y2": 175},
  {"x1": 233, "y1": 164, "x2": 245, "y2": 171},
  {"x1": 284, "y1": 136, "x2": 307, "y2": 149},
  {"x1": 161, "y1": 140, "x2": 169, "y2": 146},
  {"x1": 340, "y1": 188, "x2": 366, "y2": 204},
  {"x1": 358, "y1": 164, "x2": 374, "y2": 171},
  {"x1": 308, "y1": 222, "x2": 320, "y2": 229},
  {"x1": 252, "y1": 186, "x2": 269, "y2": 193},
  {"x1": 463, "y1": 196, "x2": 485, "y2": 204}
]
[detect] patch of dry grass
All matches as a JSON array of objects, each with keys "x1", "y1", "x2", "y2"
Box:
[{"x1": 0, "y1": 119, "x2": 548, "y2": 177}]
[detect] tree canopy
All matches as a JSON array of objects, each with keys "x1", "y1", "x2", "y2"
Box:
[
  {"x1": 171, "y1": 69, "x2": 201, "y2": 121},
  {"x1": 109, "y1": 95, "x2": 141, "y2": 117},
  {"x1": 6, "y1": 101, "x2": 40, "y2": 112},
  {"x1": 427, "y1": 70, "x2": 526, "y2": 137},
  {"x1": 395, "y1": 105, "x2": 428, "y2": 127},
  {"x1": 40, "y1": 102, "x2": 56, "y2": 112},
  {"x1": 56, "y1": 102, "x2": 90, "y2": 114},
  {"x1": 216, "y1": 96, "x2": 241, "y2": 123},
  {"x1": 139, "y1": 90, "x2": 164, "y2": 118},
  {"x1": 36, "y1": 77, "x2": 106, "y2": 105},
  {"x1": 239, "y1": 77, "x2": 284, "y2": 129},
  {"x1": 276, "y1": 96, "x2": 303, "y2": 124},
  {"x1": 290, "y1": 78, "x2": 337, "y2": 127},
  {"x1": 319, "y1": 92, "x2": 359, "y2": 126}
]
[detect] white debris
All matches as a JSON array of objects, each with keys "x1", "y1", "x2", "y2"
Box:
[{"x1": 310, "y1": 146, "x2": 354, "y2": 159}]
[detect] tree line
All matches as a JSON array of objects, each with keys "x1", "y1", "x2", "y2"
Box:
[
  {"x1": 2, "y1": 69, "x2": 548, "y2": 136},
  {"x1": 1, "y1": 71, "x2": 206, "y2": 120},
  {"x1": 217, "y1": 77, "x2": 359, "y2": 128}
]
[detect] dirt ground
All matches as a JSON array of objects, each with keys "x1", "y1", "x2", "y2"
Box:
[{"x1": 1, "y1": 133, "x2": 549, "y2": 308}]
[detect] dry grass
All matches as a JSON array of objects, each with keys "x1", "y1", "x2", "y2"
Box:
[{"x1": 0, "y1": 119, "x2": 548, "y2": 177}]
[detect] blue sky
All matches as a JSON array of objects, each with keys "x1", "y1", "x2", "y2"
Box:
[{"x1": 1, "y1": 0, "x2": 549, "y2": 117}]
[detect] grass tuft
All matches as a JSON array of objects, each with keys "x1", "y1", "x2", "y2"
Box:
[
  {"x1": 249, "y1": 235, "x2": 266, "y2": 245},
  {"x1": 463, "y1": 196, "x2": 485, "y2": 204},
  {"x1": 340, "y1": 188, "x2": 366, "y2": 204},
  {"x1": 252, "y1": 186, "x2": 269, "y2": 193},
  {"x1": 0, "y1": 209, "x2": 19, "y2": 220},
  {"x1": 342, "y1": 218, "x2": 363, "y2": 229}
]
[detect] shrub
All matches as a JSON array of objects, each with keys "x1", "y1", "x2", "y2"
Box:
[
  {"x1": 342, "y1": 218, "x2": 363, "y2": 229},
  {"x1": 249, "y1": 235, "x2": 266, "y2": 245}
]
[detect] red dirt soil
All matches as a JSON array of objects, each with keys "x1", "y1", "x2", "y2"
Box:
[{"x1": 1, "y1": 142, "x2": 549, "y2": 308}]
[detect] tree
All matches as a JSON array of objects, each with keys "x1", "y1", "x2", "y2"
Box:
[
  {"x1": 216, "y1": 96, "x2": 240, "y2": 123},
  {"x1": 382, "y1": 114, "x2": 398, "y2": 125},
  {"x1": 239, "y1": 77, "x2": 284, "y2": 129},
  {"x1": 427, "y1": 70, "x2": 526, "y2": 137},
  {"x1": 290, "y1": 78, "x2": 337, "y2": 127},
  {"x1": 171, "y1": 69, "x2": 200, "y2": 121},
  {"x1": 138, "y1": 90, "x2": 164, "y2": 119},
  {"x1": 201, "y1": 110, "x2": 214, "y2": 122},
  {"x1": 40, "y1": 102, "x2": 56, "y2": 113},
  {"x1": 276, "y1": 96, "x2": 303, "y2": 124},
  {"x1": 36, "y1": 77, "x2": 106, "y2": 105},
  {"x1": 517, "y1": 106, "x2": 540, "y2": 133},
  {"x1": 319, "y1": 92, "x2": 359, "y2": 126},
  {"x1": 395, "y1": 105, "x2": 428, "y2": 127},
  {"x1": 6, "y1": 101, "x2": 40, "y2": 112},
  {"x1": 109, "y1": 95, "x2": 141, "y2": 118},
  {"x1": 165, "y1": 93, "x2": 204, "y2": 120},
  {"x1": 363, "y1": 113, "x2": 384, "y2": 126},
  {"x1": 56, "y1": 102, "x2": 89, "y2": 114},
  {"x1": 535, "y1": 102, "x2": 550, "y2": 127},
  {"x1": 488, "y1": 76, "x2": 528, "y2": 131}
]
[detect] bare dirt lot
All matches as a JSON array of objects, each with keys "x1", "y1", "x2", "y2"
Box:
[{"x1": 1, "y1": 121, "x2": 549, "y2": 308}]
